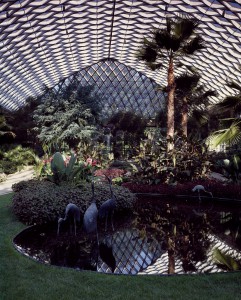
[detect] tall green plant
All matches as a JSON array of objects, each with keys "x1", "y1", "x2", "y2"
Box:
[
  {"x1": 33, "y1": 85, "x2": 101, "y2": 149},
  {"x1": 208, "y1": 81, "x2": 241, "y2": 147},
  {"x1": 137, "y1": 16, "x2": 205, "y2": 151},
  {"x1": 48, "y1": 152, "x2": 77, "y2": 184},
  {"x1": 174, "y1": 72, "x2": 216, "y2": 137}
]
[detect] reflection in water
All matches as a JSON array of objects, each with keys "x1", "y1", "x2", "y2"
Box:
[
  {"x1": 13, "y1": 197, "x2": 241, "y2": 275},
  {"x1": 98, "y1": 230, "x2": 162, "y2": 274}
]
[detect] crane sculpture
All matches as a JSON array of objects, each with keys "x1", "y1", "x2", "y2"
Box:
[
  {"x1": 83, "y1": 181, "x2": 99, "y2": 240},
  {"x1": 57, "y1": 203, "x2": 80, "y2": 236},
  {"x1": 99, "y1": 176, "x2": 117, "y2": 231},
  {"x1": 192, "y1": 185, "x2": 213, "y2": 202}
]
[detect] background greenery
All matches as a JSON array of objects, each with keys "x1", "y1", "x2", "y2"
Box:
[{"x1": 1, "y1": 193, "x2": 241, "y2": 300}]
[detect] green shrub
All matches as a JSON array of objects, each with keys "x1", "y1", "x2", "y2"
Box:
[
  {"x1": 0, "y1": 161, "x2": 18, "y2": 174},
  {"x1": 12, "y1": 179, "x2": 136, "y2": 225},
  {"x1": 0, "y1": 145, "x2": 37, "y2": 174}
]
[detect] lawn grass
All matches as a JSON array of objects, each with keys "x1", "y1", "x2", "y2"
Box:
[{"x1": 1, "y1": 193, "x2": 241, "y2": 300}]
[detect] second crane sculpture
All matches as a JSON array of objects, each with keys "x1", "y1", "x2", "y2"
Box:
[
  {"x1": 83, "y1": 181, "x2": 99, "y2": 239},
  {"x1": 99, "y1": 176, "x2": 117, "y2": 231}
]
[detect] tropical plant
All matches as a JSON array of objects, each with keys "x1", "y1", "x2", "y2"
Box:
[
  {"x1": 37, "y1": 151, "x2": 97, "y2": 184},
  {"x1": 137, "y1": 16, "x2": 205, "y2": 151},
  {"x1": 126, "y1": 137, "x2": 213, "y2": 186},
  {"x1": 0, "y1": 107, "x2": 16, "y2": 141},
  {"x1": 33, "y1": 85, "x2": 101, "y2": 149},
  {"x1": 213, "y1": 248, "x2": 240, "y2": 271},
  {"x1": 215, "y1": 154, "x2": 241, "y2": 183},
  {"x1": 8, "y1": 97, "x2": 39, "y2": 147},
  {"x1": 107, "y1": 111, "x2": 147, "y2": 159},
  {"x1": 0, "y1": 145, "x2": 37, "y2": 174},
  {"x1": 47, "y1": 152, "x2": 77, "y2": 184},
  {"x1": 208, "y1": 81, "x2": 241, "y2": 148},
  {"x1": 174, "y1": 72, "x2": 216, "y2": 137}
]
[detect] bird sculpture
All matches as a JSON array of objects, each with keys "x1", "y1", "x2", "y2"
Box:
[
  {"x1": 57, "y1": 203, "x2": 80, "y2": 236},
  {"x1": 98, "y1": 176, "x2": 117, "y2": 231},
  {"x1": 83, "y1": 181, "x2": 99, "y2": 238},
  {"x1": 192, "y1": 185, "x2": 213, "y2": 201}
]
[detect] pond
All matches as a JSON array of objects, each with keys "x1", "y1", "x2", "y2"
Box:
[{"x1": 13, "y1": 195, "x2": 241, "y2": 275}]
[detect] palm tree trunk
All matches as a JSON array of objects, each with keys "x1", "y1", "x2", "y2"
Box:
[
  {"x1": 167, "y1": 57, "x2": 175, "y2": 151},
  {"x1": 181, "y1": 96, "x2": 188, "y2": 137}
]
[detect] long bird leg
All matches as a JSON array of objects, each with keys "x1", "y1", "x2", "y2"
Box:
[
  {"x1": 74, "y1": 218, "x2": 76, "y2": 236},
  {"x1": 105, "y1": 215, "x2": 108, "y2": 232},
  {"x1": 57, "y1": 223, "x2": 60, "y2": 236},
  {"x1": 198, "y1": 190, "x2": 201, "y2": 204},
  {"x1": 110, "y1": 211, "x2": 115, "y2": 231},
  {"x1": 96, "y1": 227, "x2": 99, "y2": 246}
]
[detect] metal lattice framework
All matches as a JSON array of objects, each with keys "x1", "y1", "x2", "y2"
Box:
[
  {"x1": 48, "y1": 60, "x2": 163, "y2": 118},
  {"x1": 1, "y1": 0, "x2": 241, "y2": 112}
]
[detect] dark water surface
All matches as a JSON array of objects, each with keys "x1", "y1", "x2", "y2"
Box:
[{"x1": 13, "y1": 196, "x2": 241, "y2": 275}]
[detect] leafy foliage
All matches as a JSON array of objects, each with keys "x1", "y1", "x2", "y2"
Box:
[
  {"x1": 137, "y1": 16, "x2": 205, "y2": 150},
  {"x1": 0, "y1": 145, "x2": 37, "y2": 174},
  {"x1": 213, "y1": 248, "x2": 240, "y2": 271},
  {"x1": 208, "y1": 79, "x2": 241, "y2": 147},
  {"x1": 0, "y1": 107, "x2": 16, "y2": 142},
  {"x1": 132, "y1": 135, "x2": 213, "y2": 185},
  {"x1": 170, "y1": 72, "x2": 216, "y2": 137},
  {"x1": 106, "y1": 111, "x2": 147, "y2": 159},
  {"x1": 208, "y1": 120, "x2": 241, "y2": 148},
  {"x1": 107, "y1": 111, "x2": 147, "y2": 135},
  {"x1": 12, "y1": 180, "x2": 136, "y2": 225},
  {"x1": 33, "y1": 85, "x2": 101, "y2": 149}
]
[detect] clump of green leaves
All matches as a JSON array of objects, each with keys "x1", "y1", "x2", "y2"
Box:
[
  {"x1": 213, "y1": 248, "x2": 240, "y2": 271},
  {"x1": 12, "y1": 179, "x2": 136, "y2": 225},
  {"x1": 0, "y1": 145, "x2": 37, "y2": 174},
  {"x1": 33, "y1": 85, "x2": 101, "y2": 149}
]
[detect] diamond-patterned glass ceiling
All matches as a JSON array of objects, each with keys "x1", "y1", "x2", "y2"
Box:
[
  {"x1": 47, "y1": 60, "x2": 163, "y2": 118},
  {"x1": 1, "y1": 0, "x2": 241, "y2": 111}
]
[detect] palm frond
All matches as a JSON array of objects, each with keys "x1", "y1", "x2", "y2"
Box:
[
  {"x1": 174, "y1": 17, "x2": 199, "y2": 40},
  {"x1": 215, "y1": 96, "x2": 241, "y2": 114},
  {"x1": 147, "y1": 62, "x2": 163, "y2": 71},
  {"x1": 136, "y1": 43, "x2": 157, "y2": 63},
  {"x1": 154, "y1": 29, "x2": 172, "y2": 50},
  {"x1": 208, "y1": 120, "x2": 241, "y2": 147},
  {"x1": 227, "y1": 81, "x2": 241, "y2": 92},
  {"x1": 175, "y1": 73, "x2": 200, "y2": 94},
  {"x1": 190, "y1": 109, "x2": 208, "y2": 125},
  {"x1": 202, "y1": 90, "x2": 217, "y2": 98},
  {"x1": 182, "y1": 36, "x2": 205, "y2": 55}
]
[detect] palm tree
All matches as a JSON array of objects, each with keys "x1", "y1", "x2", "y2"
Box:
[
  {"x1": 208, "y1": 81, "x2": 241, "y2": 148},
  {"x1": 175, "y1": 73, "x2": 216, "y2": 137},
  {"x1": 137, "y1": 16, "x2": 205, "y2": 151}
]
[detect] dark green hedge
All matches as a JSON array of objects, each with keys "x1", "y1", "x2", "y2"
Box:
[{"x1": 12, "y1": 179, "x2": 136, "y2": 225}]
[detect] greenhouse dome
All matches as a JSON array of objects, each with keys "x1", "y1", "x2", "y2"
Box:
[{"x1": 0, "y1": 0, "x2": 241, "y2": 113}]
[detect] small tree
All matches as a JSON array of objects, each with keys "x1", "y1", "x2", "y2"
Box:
[
  {"x1": 137, "y1": 16, "x2": 205, "y2": 151},
  {"x1": 174, "y1": 73, "x2": 216, "y2": 137},
  {"x1": 33, "y1": 85, "x2": 101, "y2": 149}
]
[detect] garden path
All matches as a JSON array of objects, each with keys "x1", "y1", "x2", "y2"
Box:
[{"x1": 0, "y1": 166, "x2": 34, "y2": 195}]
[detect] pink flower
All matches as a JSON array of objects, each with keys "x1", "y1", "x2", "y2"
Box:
[{"x1": 86, "y1": 158, "x2": 93, "y2": 166}]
